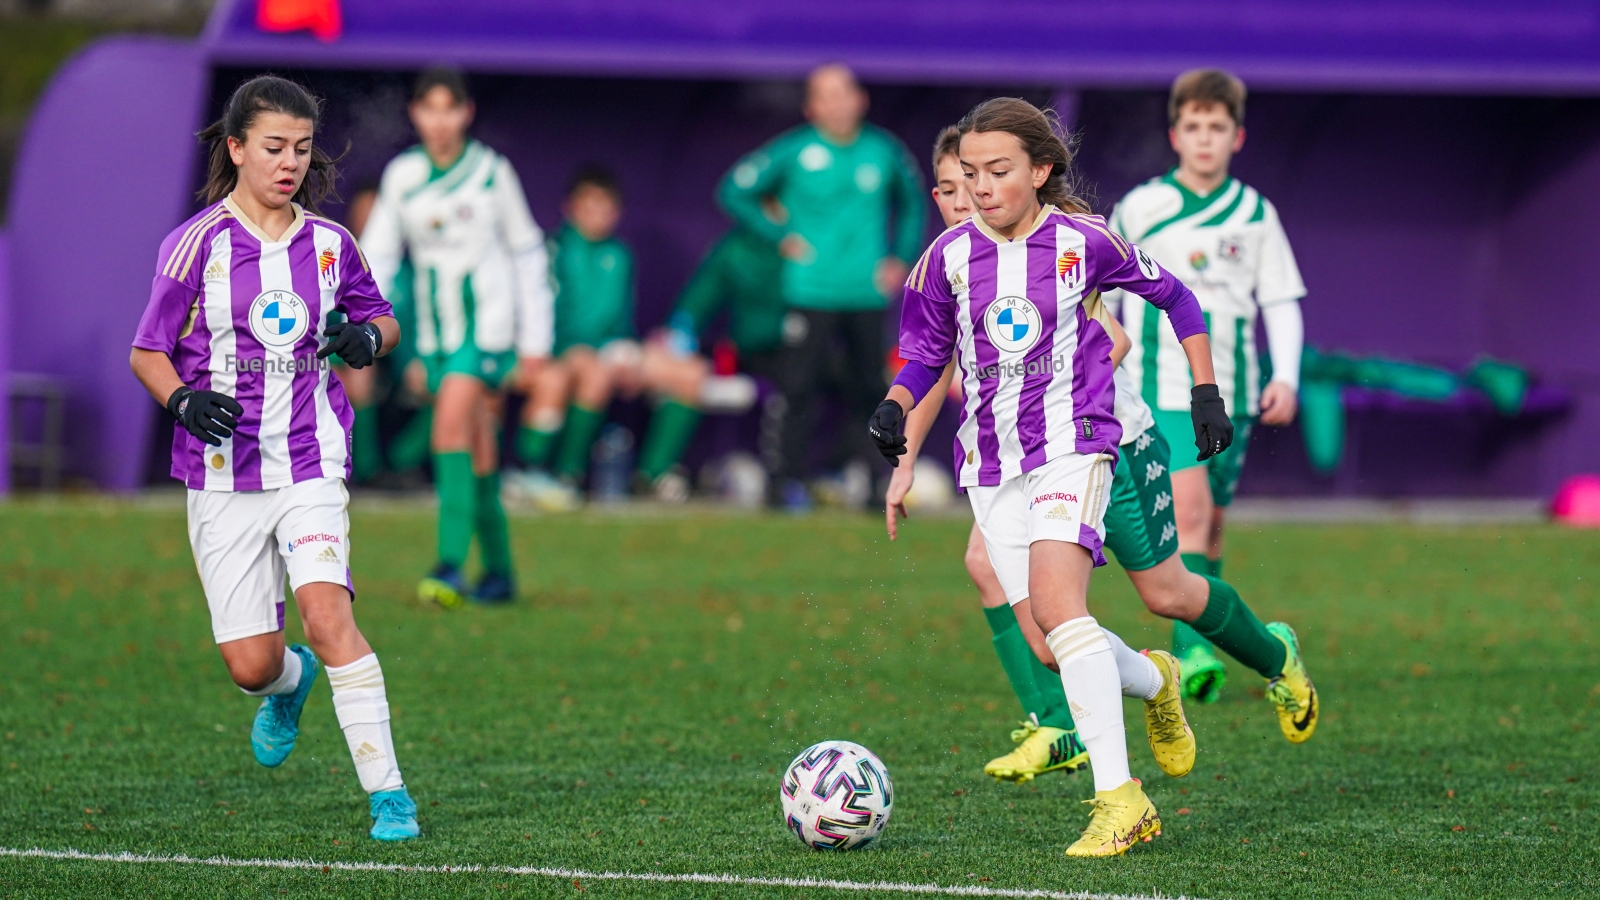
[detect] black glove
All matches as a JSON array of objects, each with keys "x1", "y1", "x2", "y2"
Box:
[
  {"x1": 868, "y1": 399, "x2": 909, "y2": 467},
  {"x1": 316, "y1": 321, "x2": 383, "y2": 369},
  {"x1": 167, "y1": 386, "x2": 243, "y2": 447},
  {"x1": 1190, "y1": 383, "x2": 1234, "y2": 461}
]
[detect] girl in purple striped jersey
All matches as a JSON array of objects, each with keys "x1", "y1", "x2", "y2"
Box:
[
  {"x1": 869, "y1": 98, "x2": 1234, "y2": 857},
  {"x1": 130, "y1": 75, "x2": 418, "y2": 842}
]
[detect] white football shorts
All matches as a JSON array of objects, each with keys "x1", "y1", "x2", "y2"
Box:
[
  {"x1": 186, "y1": 477, "x2": 353, "y2": 644},
  {"x1": 967, "y1": 451, "x2": 1115, "y2": 606}
]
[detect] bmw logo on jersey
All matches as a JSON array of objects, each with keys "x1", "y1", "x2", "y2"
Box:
[
  {"x1": 249, "y1": 290, "x2": 310, "y2": 348},
  {"x1": 983, "y1": 295, "x2": 1042, "y2": 354}
]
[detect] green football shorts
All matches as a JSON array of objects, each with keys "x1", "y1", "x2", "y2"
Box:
[
  {"x1": 423, "y1": 343, "x2": 517, "y2": 394},
  {"x1": 1102, "y1": 423, "x2": 1180, "y2": 572},
  {"x1": 1150, "y1": 410, "x2": 1255, "y2": 508}
]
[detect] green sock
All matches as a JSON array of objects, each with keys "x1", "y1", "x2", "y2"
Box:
[
  {"x1": 1028, "y1": 652, "x2": 1076, "y2": 731},
  {"x1": 554, "y1": 404, "x2": 606, "y2": 481},
  {"x1": 1209, "y1": 556, "x2": 1223, "y2": 578},
  {"x1": 351, "y1": 406, "x2": 381, "y2": 482},
  {"x1": 389, "y1": 408, "x2": 433, "y2": 472},
  {"x1": 1192, "y1": 576, "x2": 1287, "y2": 678},
  {"x1": 517, "y1": 424, "x2": 558, "y2": 469},
  {"x1": 434, "y1": 451, "x2": 476, "y2": 568},
  {"x1": 474, "y1": 471, "x2": 513, "y2": 577},
  {"x1": 983, "y1": 605, "x2": 1047, "y2": 721},
  {"x1": 1172, "y1": 553, "x2": 1219, "y2": 659},
  {"x1": 637, "y1": 400, "x2": 701, "y2": 481}
]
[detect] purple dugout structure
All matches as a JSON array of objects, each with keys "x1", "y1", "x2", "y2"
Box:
[{"x1": 8, "y1": 0, "x2": 1600, "y2": 494}]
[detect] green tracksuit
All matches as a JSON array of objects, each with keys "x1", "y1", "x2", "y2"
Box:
[
  {"x1": 717, "y1": 123, "x2": 925, "y2": 310},
  {"x1": 673, "y1": 227, "x2": 786, "y2": 354},
  {"x1": 551, "y1": 222, "x2": 635, "y2": 355}
]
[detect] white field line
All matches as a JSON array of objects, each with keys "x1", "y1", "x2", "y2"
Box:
[{"x1": 0, "y1": 846, "x2": 1201, "y2": 899}]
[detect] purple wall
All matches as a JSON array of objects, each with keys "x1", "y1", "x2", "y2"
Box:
[
  {"x1": 203, "y1": 0, "x2": 1600, "y2": 93},
  {"x1": 1074, "y1": 90, "x2": 1600, "y2": 496},
  {"x1": 18, "y1": 29, "x2": 1600, "y2": 490},
  {"x1": 0, "y1": 232, "x2": 9, "y2": 494},
  {"x1": 1487, "y1": 109, "x2": 1600, "y2": 492},
  {"x1": 7, "y1": 37, "x2": 208, "y2": 490}
]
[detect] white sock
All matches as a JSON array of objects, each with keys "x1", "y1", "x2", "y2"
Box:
[
  {"x1": 698, "y1": 374, "x2": 757, "y2": 413},
  {"x1": 325, "y1": 654, "x2": 404, "y2": 794},
  {"x1": 241, "y1": 646, "x2": 303, "y2": 697},
  {"x1": 530, "y1": 408, "x2": 564, "y2": 432},
  {"x1": 1045, "y1": 616, "x2": 1132, "y2": 793},
  {"x1": 1103, "y1": 629, "x2": 1162, "y2": 700}
]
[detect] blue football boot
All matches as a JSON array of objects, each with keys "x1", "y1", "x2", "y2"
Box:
[
  {"x1": 250, "y1": 644, "x2": 319, "y2": 768},
  {"x1": 369, "y1": 787, "x2": 421, "y2": 841},
  {"x1": 470, "y1": 572, "x2": 516, "y2": 605}
]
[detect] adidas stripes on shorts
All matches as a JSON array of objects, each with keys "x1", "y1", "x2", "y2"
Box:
[
  {"x1": 186, "y1": 477, "x2": 353, "y2": 644},
  {"x1": 967, "y1": 451, "x2": 1115, "y2": 606}
]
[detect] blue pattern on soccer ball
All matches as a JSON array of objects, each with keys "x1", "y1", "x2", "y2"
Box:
[{"x1": 996, "y1": 307, "x2": 1028, "y2": 341}]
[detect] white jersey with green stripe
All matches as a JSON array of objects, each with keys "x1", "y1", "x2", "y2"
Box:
[
  {"x1": 1108, "y1": 173, "x2": 1305, "y2": 417},
  {"x1": 361, "y1": 140, "x2": 554, "y2": 358}
]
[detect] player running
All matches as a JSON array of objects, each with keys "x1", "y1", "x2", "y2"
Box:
[
  {"x1": 129, "y1": 75, "x2": 418, "y2": 841},
  {"x1": 360, "y1": 68, "x2": 555, "y2": 607},
  {"x1": 1109, "y1": 70, "x2": 1307, "y2": 702},
  {"x1": 887, "y1": 130, "x2": 1319, "y2": 781},
  {"x1": 870, "y1": 98, "x2": 1230, "y2": 857}
]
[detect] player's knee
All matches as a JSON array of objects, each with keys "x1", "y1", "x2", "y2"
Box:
[
  {"x1": 963, "y1": 541, "x2": 992, "y2": 582},
  {"x1": 1139, "y1": 583, "x2": 1185, "y2": 618},
  {"x1": 226, "y1": 657, "x2": 281, "y2": 693}
]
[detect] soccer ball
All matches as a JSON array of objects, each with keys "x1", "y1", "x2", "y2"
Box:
[{"x1": 780, "y1": 740, "x2": 893, "y2": 850}]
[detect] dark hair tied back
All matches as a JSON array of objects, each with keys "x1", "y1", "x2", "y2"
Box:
[
  {"x1": 197, "y1": 75, "x2": 338, "y2": 213},
  {"x1": 955, "y1": 98, "x2": 1090, "y2": 216}
]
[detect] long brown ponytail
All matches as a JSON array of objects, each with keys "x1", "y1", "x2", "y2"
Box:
[
  {"x1": 197, "y1": 75, "x2": 339, "y2": 213},
  {"x1": 955, "y1": 98, "x2": 1091, "y2": 215}
]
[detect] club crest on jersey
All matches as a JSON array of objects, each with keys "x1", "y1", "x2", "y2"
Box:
[
  {"x1": 317, "y1": 247, "x2": 338, "y2": 289},
  {"x1": 1218, "y1": 237, "x2": 1245, "y2": 263},
  {"x1": 983, "y1": 296, "x2": 1042, "y2": 354},
  {"x1": 249, "y1": 290, "x2": 310, "y2": 348},
  {"x1": 1056, "y1": 249, "x2": 1081, "y2": 279}
]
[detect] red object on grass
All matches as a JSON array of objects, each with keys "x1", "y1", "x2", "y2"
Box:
[
  {"x1": 257, "y1": 0, "x2": 342, "y2": 41},
  {"x1": 1551, "y1": 474, "x2": 1600, "y2": 527}
]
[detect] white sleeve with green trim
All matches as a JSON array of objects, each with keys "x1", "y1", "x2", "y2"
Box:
[
  {"x1": 1116, "y1": 176, "x2": 1306, "y2": 418},
  {"x1": 490, "y1": 156, "x2": 555, "y2": 358}
]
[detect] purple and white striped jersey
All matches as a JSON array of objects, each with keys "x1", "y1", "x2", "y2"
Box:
[
  {"x1": 899, "y1": 206, "x2": 1206, "y2": 488},
  {"x1": 133, "y1": 198, "x2": 393, "y2": 491}
]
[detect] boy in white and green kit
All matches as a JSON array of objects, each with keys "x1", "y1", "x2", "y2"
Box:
[{"x1": 1110, "y1": 69, "x2": 1307, "y2": 702}]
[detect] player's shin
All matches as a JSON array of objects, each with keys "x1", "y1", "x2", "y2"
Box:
[
  {"x1": 1045, "y1": 617, "x2": 1131, "y2": 792},
  {"x1": 983, "y1": 604, "x2": 1049, "y2": 720},
  {"x1": 327, "y1": 654, "x2": 404, "y2": 794},
  {"x1": 434, "y1": 451, "x2": 477, "y2": 567},
  {"x1": 517, "y1": 407, "x2": 562, "y2": 469},
  {"x1": 637, "y1": 400, "x2": 700, "y2": 482},
  {"x1": 1191, "y1": 575, "x2": 1287, "y2": 679},
  {"x1": 554, "y1": 404, "x2": 605, "y2": 480},
  {"x1": 475, "y1": 470, "x2": 513, "y2": 577}
]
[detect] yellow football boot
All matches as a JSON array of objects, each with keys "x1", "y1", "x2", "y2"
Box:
[
  {"x1": 984, "y1": 720, "x2": 1088, "y2": 783},
  {"x1": 1142, "y1": 649, "x2": 1196, "y2": 777},
  {"x1": 1064, "y1": 778, "x2": 1161, "y2": 858},
  {"x1": 1265, "y1": 622, "x2": 1319, "y2": 743}
]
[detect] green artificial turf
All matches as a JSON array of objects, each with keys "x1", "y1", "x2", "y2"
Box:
[{"x1": 0, "y1": 500, "x2": 1595, "y2": 898}]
